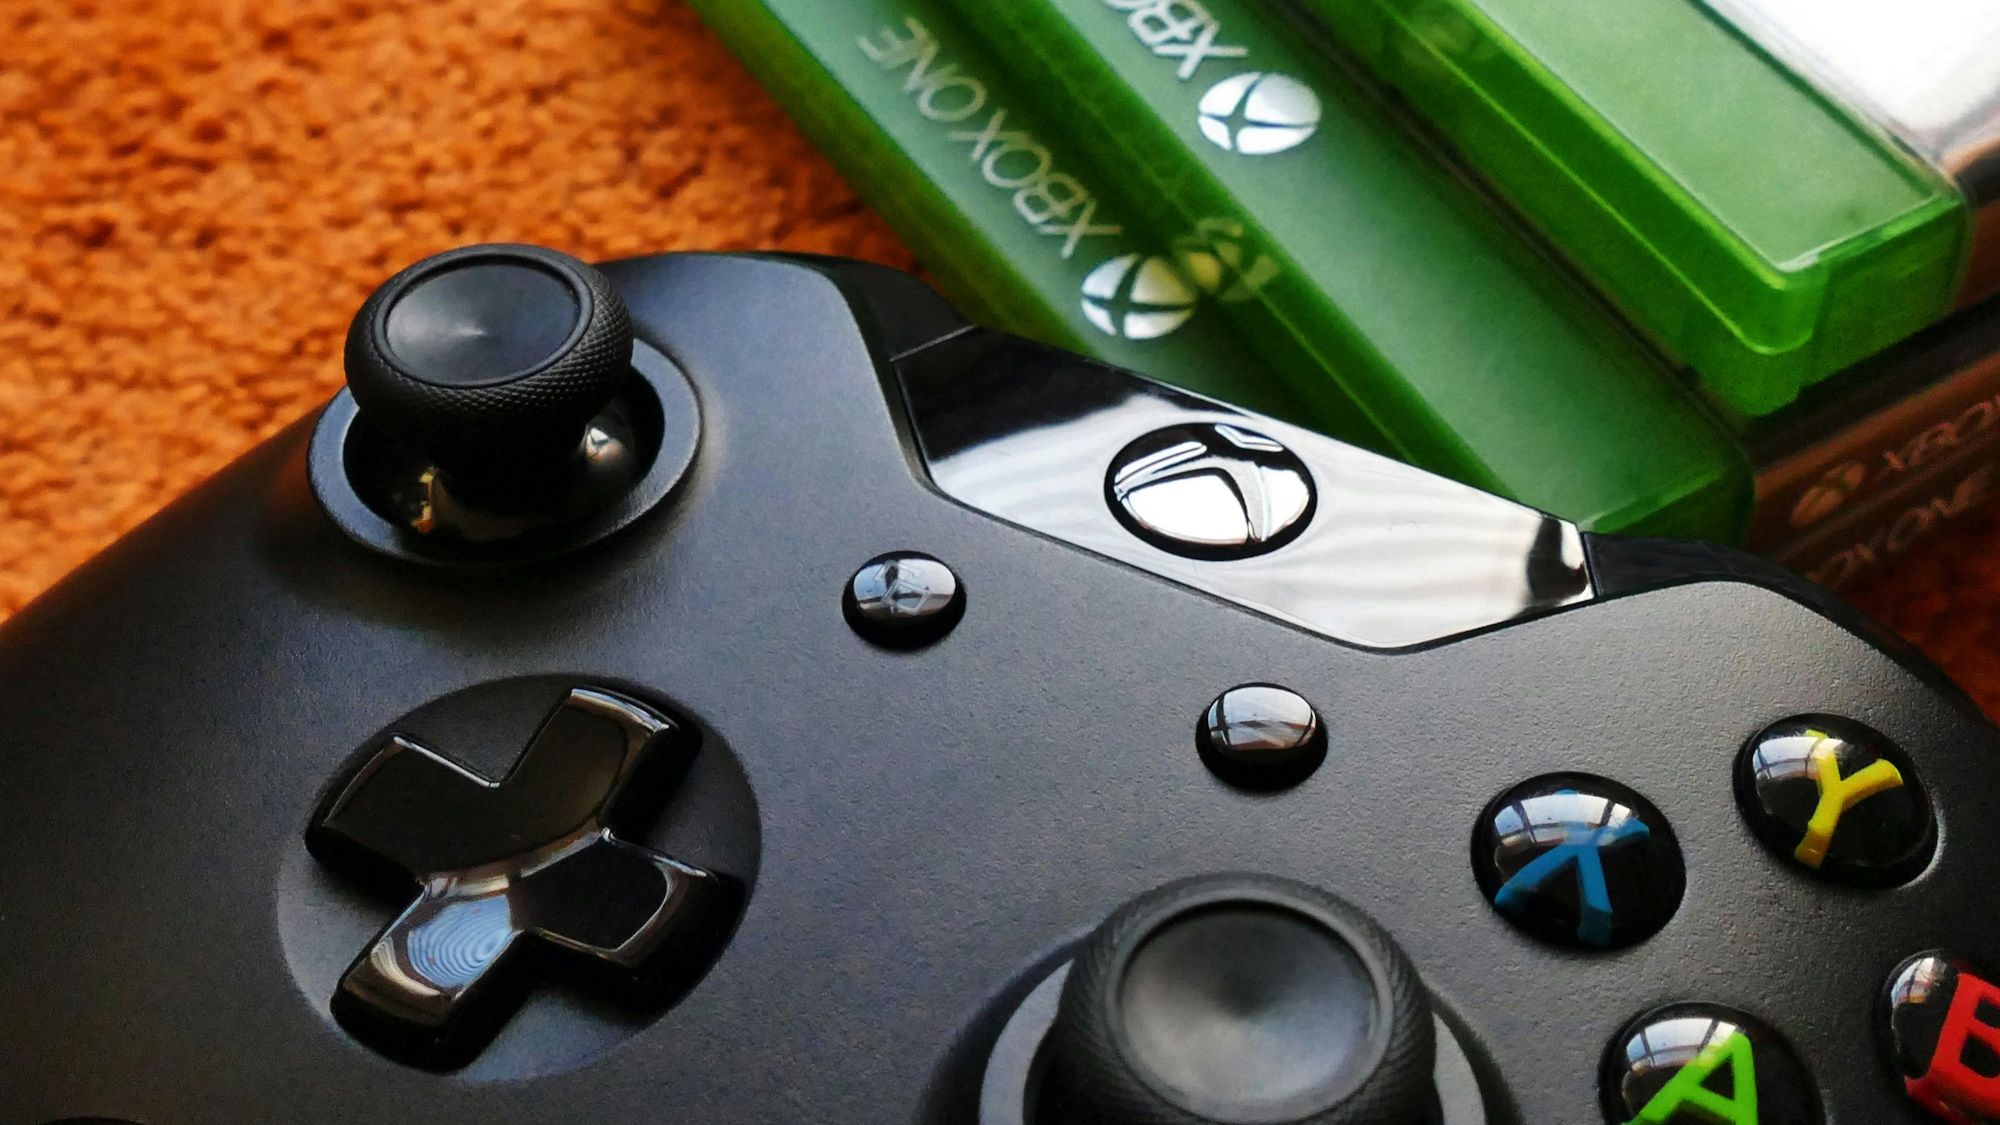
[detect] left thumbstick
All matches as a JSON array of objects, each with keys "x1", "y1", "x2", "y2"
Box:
[{"x1": 344, "y1": 243, "x2": 635, "y2": 501}]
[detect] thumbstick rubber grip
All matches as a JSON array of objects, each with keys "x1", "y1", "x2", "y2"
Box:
[
  {"x1": 343, "y1": 243, "x2": 634, "y2": 486},
  {"x1": 1046, "y1": 872, "x2": 1436, "y2": 1125}
]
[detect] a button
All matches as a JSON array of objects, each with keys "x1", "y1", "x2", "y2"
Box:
[
  {"x1": 1198, "y1": 683, "x2": 1326, "y2": 790},
  {"x1": 1736, "y1": 715, "x2": 1935, "y2": 887},
  {"x1": 1601, "y1": 1004, "x2": 1820, "y2": 1124},
  {"x1": 1883, "y1": 951, "x2": 2000, "y2": 1122},
  {"x1": 1106, "y1": 423, "x2": 1315, "y2": 559},
  {"x1": 1472, "y1": 774, "x2": 1684, "y2": 950},
  {"x1": 843, "y1": 552, "x2": 965, "y2": 649},
  {"x1": 306, "y1": 687, "x2": 742, "y2": 1069}
]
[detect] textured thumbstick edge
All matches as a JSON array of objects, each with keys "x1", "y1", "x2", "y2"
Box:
[
  {"x1": 343, "y1": 243, "x2": 635, "y2": 460},
  {"x1": 1048, "y1": 872, "x2": 1436, "y2": 1125}
]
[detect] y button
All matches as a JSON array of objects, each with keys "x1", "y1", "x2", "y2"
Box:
[{"x1": 1738, "y1": 716, "x2": 1935, "y2": 888}]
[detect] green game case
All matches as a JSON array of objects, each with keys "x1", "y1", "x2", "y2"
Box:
[
  {"x1": 941, "y1": 0, "x2": 1762, "y2": 538},
  {"x1": 688, "y1": 0, "x2": 1346, "y2": 437},
  {"x1": 1276, "y1": 0, "x2": 1973, "y2": 416},
  {"x1": 692, "y1": 0, "x2": 1751, "y2": 540},
  {"x1": 692, "y1": 0, "x2": 2000, "y2": 584}
]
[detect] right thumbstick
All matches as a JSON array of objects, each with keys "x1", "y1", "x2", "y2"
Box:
[{"x1": 1043, "y1": 873, "x2": 1436, "y2": 1125}]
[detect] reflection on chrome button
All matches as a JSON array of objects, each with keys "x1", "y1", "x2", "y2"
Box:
[
  {"x1": 1107, "y1": 423, "x2": 1316, "y2": 559},
  {"x1": 896, "y1": 331, "x2": 1595, "y2": 649}
]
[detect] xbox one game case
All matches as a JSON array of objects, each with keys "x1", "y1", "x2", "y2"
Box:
[
  {"x1": 688, "y1": 0, "x2": 1347, "y2": 437},
  {"x1": 693, "y1": 0, "x2": 1750, "y2": 541},
  {"x1": 1780, "y1": 421, "x2": 2000, "y2": 590},
  {"x1": 939, "y1": 0, "x2": 1760, "y2": 540},
  {"x1": 693, "y1": 0, "x2": 2000, "y2": 585},
  {"x1": 1748, "y1": 297, "x2": 2000, "y2": 560},
  {"x1": 1276, "y1": 0, "x2": 1982, "y2": 416}
]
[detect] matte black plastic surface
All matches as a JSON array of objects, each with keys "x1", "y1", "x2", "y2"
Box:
[{"x1": 0, "y1": 254, "x2": 1995, "y2": 1123}]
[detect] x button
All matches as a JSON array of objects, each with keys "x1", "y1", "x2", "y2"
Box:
[
  {"x1": 307, "y1": 687, "x2": 738, "y2": 1068},
  {"x1": 1472, "y1": 774, "x2": 1685, "y2": 951}
]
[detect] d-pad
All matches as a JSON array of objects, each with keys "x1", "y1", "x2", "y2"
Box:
[{"x1": 306, "y1": 687, "x2": 737, "y2": 1069}]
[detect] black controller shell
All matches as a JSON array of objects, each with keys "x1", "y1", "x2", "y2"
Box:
[{"x1": 0, "y1": 254, "x2": 1993, "y2": 1123}]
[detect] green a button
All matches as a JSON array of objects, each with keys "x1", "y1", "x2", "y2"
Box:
[
  {"x1": 1632, "y1": 1031, "x2": 1758, "y2": 1124},
  {"x1": 1602, "y1": 1005, "x2": 1821, "y2": 1125}
]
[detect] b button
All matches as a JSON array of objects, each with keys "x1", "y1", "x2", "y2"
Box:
[{"x1": 1883, "y1": 951, "x2": 2000, "y2": 1123}]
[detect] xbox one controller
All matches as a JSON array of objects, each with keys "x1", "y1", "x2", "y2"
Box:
[{"x1": 1, "y1": 246, "x2": 1997, "y2": 1125}]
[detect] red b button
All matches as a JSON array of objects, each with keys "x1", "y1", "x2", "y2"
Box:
[{"x1": 1884, "y1": 951, "x2": 2000, "y2": 1123}]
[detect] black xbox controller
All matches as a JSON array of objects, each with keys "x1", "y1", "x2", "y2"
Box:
[{"x1": 2, "y1": 246, "x2": 1998, "y2": 1125}]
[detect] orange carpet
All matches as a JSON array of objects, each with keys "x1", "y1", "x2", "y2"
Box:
[{"x1": 4, "y1": 0, "x2": 2000, "y2": 711}]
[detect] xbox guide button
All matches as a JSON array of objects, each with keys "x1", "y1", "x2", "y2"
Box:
[{"x1": 1106, "y1": 422, "x2": 1315, "y2": 559}]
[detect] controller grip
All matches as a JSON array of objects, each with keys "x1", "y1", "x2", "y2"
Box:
[{"x1": 1583, "y1": 533, "x2": 1966, "y2": 708}]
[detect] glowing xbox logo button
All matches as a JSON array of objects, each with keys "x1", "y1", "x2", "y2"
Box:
[
  {"x1": 1081, "y1": 253, "x2": 1201, "y2": 340},
  {"x1": 1197, "y1": 72, "x2": 1321, "y2": 155}
]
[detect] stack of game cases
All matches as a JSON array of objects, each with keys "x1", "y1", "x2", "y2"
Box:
[{"x1": 693, "y1": 0, "x2": 2000, "y2": 588}]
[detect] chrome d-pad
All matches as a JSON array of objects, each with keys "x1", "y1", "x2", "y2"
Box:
[{"x1": 306, "y1": 688, "x2": 738, "y2": 1069}]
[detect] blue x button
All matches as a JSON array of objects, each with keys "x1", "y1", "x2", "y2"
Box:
[{"x1": 1473, "y1": 775, "x2": 1684, "y2": 950}]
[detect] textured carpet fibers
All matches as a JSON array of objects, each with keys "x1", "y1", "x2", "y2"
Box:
[{"x1": 4, "y1": 0, "x2": 2000, "y2": 711}]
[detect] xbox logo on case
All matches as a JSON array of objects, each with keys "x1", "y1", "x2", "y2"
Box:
[
  {"x1": 1198, "y1": 72, "x2": 1321, "y2": 155},
  {"x1": 1081, "y1": 253, "x2": 1201, "y2": 340},
  {"x1": 1791, "y1": 459, "x2": 1869, "y2": 529},
  {"x1": 1174, "y1": 218, "x2": 1280, "y2": 303}
]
